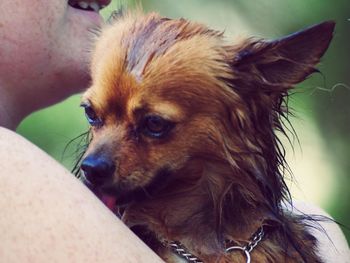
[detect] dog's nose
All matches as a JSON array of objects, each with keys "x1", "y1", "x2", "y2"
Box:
[{"x1": 81, "y1": 155, "x2": 115, "y2": 186}]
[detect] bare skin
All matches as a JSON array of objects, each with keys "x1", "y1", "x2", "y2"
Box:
[
  {"x1": 0, "y1": 127, "x2": 163, "y2": 263},
  {"x1": 0, "y1": 0, "x2": 348, "y2": 262},
  {"x1": 283, "y1": 202, "x2": 349, "y2": 262},
  {"x1": 0, "y1": 0, "x2": 95, "y2": 128},
  {"x1": 0, "y1": 0, "x2": 162, "y2": 262}
]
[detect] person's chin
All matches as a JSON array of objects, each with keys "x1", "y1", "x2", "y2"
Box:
[
  {"x1": 63, "y1": 6, "x2": 105, "y2": 71},
  {"x1": 67, "y1": 4, "x2": 104, "y2": 28},
  {"x1": 50, "y1": 5, "x2": 109, "y2": 97}
]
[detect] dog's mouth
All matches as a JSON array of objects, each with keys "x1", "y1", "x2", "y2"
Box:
[
  {"x1": 81, "y1": 167, "x2": 173, "y2": 216},
  {"x1": 82, "y1": 179, "x2": 119, "y2": 213},
  {"x1": 68, "y1": 0, "x2": 111, "y2": 12}
]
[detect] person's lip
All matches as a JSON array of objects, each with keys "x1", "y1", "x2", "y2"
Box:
[
  {"x1": 68, "y1": 0, "x2": 112, "y2": 12},
  {"x1": 67, "y1": 0, "x2": 112, "y2": 25}
]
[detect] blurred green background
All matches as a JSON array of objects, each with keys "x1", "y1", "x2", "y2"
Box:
[{"x1": 17, "y1": 0, "x2": 349, "y2": 242}]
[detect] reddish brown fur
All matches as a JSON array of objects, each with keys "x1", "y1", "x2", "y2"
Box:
[{"x1": 82, "y1": 10, "x2": 335, "y2": 262}]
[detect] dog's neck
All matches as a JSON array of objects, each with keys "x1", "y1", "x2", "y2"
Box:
[{"x1": 122, "y1": 159, "x2": 274, "y2": 258}]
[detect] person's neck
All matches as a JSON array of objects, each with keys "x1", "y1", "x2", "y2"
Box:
[{"x1": 0, "y1": 83, "x2": 25, "y2": 130}]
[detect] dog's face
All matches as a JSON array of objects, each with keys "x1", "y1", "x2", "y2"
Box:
[
  {"x1": 80, "y1": 12, "x2": 237, "y2": 206},
  {"x1": 80, "y1": 11, "x2": 334, "y2": 210}
]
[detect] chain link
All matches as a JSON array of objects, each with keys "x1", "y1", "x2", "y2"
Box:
[
  {"x1": 169, "y1": 241, "x2": 203, "y2": 263},
  {"x1": 243, "y1": 227, "x2": 264, "y2": 253},
  {"x1": 167, "y1": 226, "x2": 265, "y2": 263}
]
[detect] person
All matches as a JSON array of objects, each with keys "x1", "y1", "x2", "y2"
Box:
[
  {"x1": 0, "y1": 1, "x2": 162, "y2": 262},
  {"x1": 0, "y1": 1, "x2": 348, "y2": 262}
]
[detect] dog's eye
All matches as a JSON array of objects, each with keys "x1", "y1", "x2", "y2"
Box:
[
  {"x1": 141, "y1": 115, "x2": 173, "y2": 138},
  {"x1": 81, "y1": 104, "x2": 102, "y2": 127}
]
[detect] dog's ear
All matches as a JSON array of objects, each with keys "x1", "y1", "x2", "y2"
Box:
[{"x1": 231, "y1": 21, "x2": 335, "y2": 89}]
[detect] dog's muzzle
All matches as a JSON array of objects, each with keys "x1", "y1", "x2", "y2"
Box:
[{"x1": 80, "y1": 154, "x2": 115, "y2": 187}]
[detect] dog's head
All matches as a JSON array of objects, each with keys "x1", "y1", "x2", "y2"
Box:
[{"x1": 80, "y1": 11, "x2": 334, "y2": 215}]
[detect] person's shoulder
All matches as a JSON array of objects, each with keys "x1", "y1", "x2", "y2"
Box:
[
  {"x1": 0, "y1": 127, "x2": 66, "y2": 174},
  {"x1": 0, "y1": 126, "x2": 22, "y2": 139},
  {"x1": 0, "y1": 127, "x2": 44, "y2": 156},
  {"x1": 0, "y1": 127, "x2": 33, "y2": 146},
  {"x1": 292, "y1": 200, "x2": 350, "y2": 262}
]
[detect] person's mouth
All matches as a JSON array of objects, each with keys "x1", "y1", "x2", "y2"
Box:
[{"x1": 68, "y1": 0, "x2": 111, "y2": 12}]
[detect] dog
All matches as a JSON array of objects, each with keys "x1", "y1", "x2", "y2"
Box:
[{"x1": 79, "y1": 9, "x2": 335, "y2": 262}]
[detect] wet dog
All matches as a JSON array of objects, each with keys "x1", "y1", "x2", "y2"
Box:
[{"x1": 80, "y1": 10, "x2": 334, "y2": 262}]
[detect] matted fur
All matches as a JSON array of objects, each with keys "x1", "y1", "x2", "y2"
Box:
[{"x1": 80, "y1": 10, "x2": 335, "y2": 262}]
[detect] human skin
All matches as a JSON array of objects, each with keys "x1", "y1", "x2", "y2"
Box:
[
  {"x1": 0, "y1": 127, "x2": 164, "y2": 263},
  {"x1": 0, "y1": 0, "x2": 98, "y2": 129}
]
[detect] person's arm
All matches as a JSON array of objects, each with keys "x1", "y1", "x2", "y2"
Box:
[
  {"x1": 293, "y1": 200, "x2": 350, "y2": 262},
  {"x1": 0, "y1": 127, "x2": 164, "y2": 263}
]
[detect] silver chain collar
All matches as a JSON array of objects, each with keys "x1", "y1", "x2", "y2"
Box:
[{"x1": 168, "y1": 227, "x2": 265, "y2": 263}]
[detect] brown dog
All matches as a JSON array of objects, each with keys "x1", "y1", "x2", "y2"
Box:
[{"x1": 80, "y1": 10, "x2": 335, "y2": 262}]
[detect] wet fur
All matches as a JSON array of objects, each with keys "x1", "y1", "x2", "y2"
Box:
[{"x1": 82, "y1": 10, "x2": 335, "y2": 262}]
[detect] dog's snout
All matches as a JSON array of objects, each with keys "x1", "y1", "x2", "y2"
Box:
[{"x1": 81, "y1": 155, "x2": 115, "y2": 186}]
